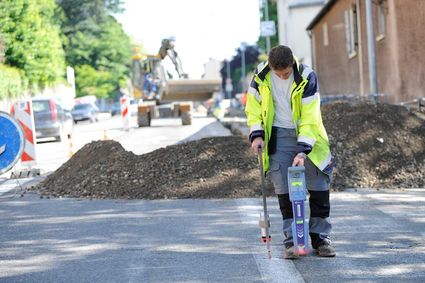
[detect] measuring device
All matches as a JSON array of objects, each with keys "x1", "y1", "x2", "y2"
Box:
[
  {"x1": 288, "y1": 166, "x2": 309, "y2": 256},
  {"x1": 258, "y1": 148, "x2": 272, "y2": 259}
]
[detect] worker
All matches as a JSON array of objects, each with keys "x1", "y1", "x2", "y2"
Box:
[
  {"x1": 245, "y1": 45, "x2": 335, "y2": 259},
  {"x1": 241, "y1": 92, "x2": 248, "y2": 107}
]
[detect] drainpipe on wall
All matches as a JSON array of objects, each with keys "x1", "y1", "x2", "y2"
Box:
[
  {"x1": 365, "y1": 0, "x2": 378, "y2": 103},
  {"x1": 356, "y1": 0, "x2": 365, "y2": 97},
  {"x1": 307, "y1": 30, "x2": 316, "y2": 70}
]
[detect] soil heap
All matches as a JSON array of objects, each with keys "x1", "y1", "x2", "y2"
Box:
[
  {"x1": 322, "y1": 101, "x2": 424, "y2": 190},
  {"x1": 31, "y1": 100, "x2": 424, "y2": 199},
  {"x1": 33, "y1": 137, "x2": 274, "y2": 199}
]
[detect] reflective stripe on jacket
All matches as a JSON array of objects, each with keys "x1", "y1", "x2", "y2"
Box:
[{"x1": 245, "y1": 59, "x2": 332, "y2": 174}]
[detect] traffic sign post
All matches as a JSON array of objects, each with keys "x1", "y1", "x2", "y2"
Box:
[
  {"x1": 0, "y1": 111, "x2": 25, "y2": 175},
  {"x1": 260, "y1": 21, "x2": 276, "y2": 37}
]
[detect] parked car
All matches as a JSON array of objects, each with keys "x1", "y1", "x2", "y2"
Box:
[
  {"x1": 110, "y1": 102, "x2": 121, "y2": 116},
  {"x1": 32, "y1": 97, "x2": 74, "y2": 142},
  {"x1": 71, "y1": 103, "x2": 99, "y2": 123}
]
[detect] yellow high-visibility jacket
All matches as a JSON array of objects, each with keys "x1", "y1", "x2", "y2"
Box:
[{"x1": 245, "y1": 59, "x2": 332, "y2": 174}]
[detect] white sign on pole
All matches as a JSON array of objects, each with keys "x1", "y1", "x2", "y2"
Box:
[{"x1": 261, "y1": 21, "x2": 276, "y2": 37}]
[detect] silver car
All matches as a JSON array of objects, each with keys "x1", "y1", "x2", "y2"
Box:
[
  {"x1": 71, "y1": 103, "x2": 99, "y2": 123},
  {"x1": 32, "y1": 98, "x2": 74, "y2": 142}
]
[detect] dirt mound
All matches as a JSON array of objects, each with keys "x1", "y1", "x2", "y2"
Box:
[
  {"x1": 31, "y1": 100, "x2": 424, "y2": 200},
  {"x1": 322, "y1": 101, "x2": 425, "y2": 190},
  {"x1": 33, "y1": 137, "x2": 274, "y2": 199}
]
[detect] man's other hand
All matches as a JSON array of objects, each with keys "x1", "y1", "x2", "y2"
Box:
[
  {"x1": 251, "y1": 137, "x2": 265, "y2": 155},
  {"x1": 292, "y1": 153, "x2": 306, "y2": 166}
]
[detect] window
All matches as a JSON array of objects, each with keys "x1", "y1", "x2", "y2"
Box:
[
  {"x1": 32, "y1": 101, "x2": 50, "y2": 113},
  {"x1": 323, "y1": 22, "x2": 328, "y2": 47},
  {"x1": 376, "y1": 0, "x2": 386, "y2": 40},
  {"x1": 344, "y1": 5, "x2": 358, "y2": 58}
]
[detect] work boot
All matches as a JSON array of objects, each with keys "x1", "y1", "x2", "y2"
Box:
[
  {"x1": 283, "y1": 245, "x2": 299, "y2": 260},
  {"x1": 316, "y1": 242, "x2": 336, "y2": 257}
]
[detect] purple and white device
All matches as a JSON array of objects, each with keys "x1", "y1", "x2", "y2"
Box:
[{"x1": 288, "y1": 166, "x2": 309, "y2": 256}]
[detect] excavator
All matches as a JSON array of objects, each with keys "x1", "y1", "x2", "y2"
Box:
[{"x1": 131, "y1": 38, "x2": 221, "y2": 126}]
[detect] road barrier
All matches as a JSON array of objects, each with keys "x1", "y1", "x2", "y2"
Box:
[
  {"x1": 11, "y1": 100, "x2": 37, "y2": 167},
  {"x1": 120, "y1": 96, "x2": 130, "y2": 130}
]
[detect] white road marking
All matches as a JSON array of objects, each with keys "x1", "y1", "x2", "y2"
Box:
[{"x1": 235, "y1": 198, "x2": 305, "y2": 283}]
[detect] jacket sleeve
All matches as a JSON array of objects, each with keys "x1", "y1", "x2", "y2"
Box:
[
  {"x1": 297, "y1": 71, "x2": 321, "y2": 153},
  {"x1": 245, "y1": 75, "x2": 264, "y2": 143}
]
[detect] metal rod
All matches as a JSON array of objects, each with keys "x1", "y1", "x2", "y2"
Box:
[{"x1": 259, "y1": 148, "x2": 272, "y2": 259}]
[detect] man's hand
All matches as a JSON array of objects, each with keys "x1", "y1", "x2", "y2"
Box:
[
  {"x1": 292, "y1": 152, "x2": 306, "y2": 166},
  {"x1": 251, "y1": 137, "x2": 265, "y2": 155}
]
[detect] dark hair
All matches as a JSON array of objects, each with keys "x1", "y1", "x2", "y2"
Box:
[{"x1": 268, "y1": 45, "x2": 294, "y2": 70}]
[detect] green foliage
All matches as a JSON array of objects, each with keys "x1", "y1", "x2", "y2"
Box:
[
  {"x1": 257, "y1": 0, "x2": 279, "y2": 54},
  {"x1": 58, "y1": 0, "x2": 131, "y2": 98},
  {"x1": 0, "y1": 64, "x2": 26, "y2": 99},
  {"x1": 0, "y1": 0, "x2": 65, "y2": 91},
  {"x1": 75, "y1": 64, "x2": 114, "y2": 98}
]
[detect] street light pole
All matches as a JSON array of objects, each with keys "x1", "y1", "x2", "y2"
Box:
[
  {"x1": 240, "y1": 42, "x2": 246, "y2": 92},
  {"x1": 225, "y1": 60, "x2": 232, "y2": 99},
  {"x1": 264, "y1": 0, "x2": 271, "y2": 54}
]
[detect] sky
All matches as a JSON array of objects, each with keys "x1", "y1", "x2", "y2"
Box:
[{"x1": 115, "y1": 0, "x2": 261, "y2": 78}]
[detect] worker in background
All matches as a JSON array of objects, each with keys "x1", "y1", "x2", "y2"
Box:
[
  {"x1": 241, "y1": 92, "x2": 247, "y2": 107},
  {"x1": 245, "y1": 45, "x2": 335, "y2": 259}
]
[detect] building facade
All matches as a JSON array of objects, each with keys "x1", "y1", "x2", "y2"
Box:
[
  {"x1": 277, "y1": 0, "x2": 326, "y2": 66},
  {"x1": 307, "y1": 0, "x2": 425, "y2": 103}
]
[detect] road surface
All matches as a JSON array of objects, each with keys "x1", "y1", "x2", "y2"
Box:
[
  {"x1": 0, "y1": 114, "x2": 424, "y2": 282},
  {"x1": 0, "y1": 188, "x2": 424, "y2": 282}
]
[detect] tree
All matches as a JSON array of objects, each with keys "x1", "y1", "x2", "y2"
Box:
[
  {"x1": 0, "y1": 0, "x2": 65, "y2": 91},
  {"x1": 220, "y1": 45, "x2": 261, "y2": 95},
  {"x1": 75, "y1": 64, "x2": 114, "y2": 98},
  {"x1": 58, "y1": 0, "x2": 131, "y2": 98},
  {"x1": 0, "y1": 64, "x2": 25, "y2": 99}
]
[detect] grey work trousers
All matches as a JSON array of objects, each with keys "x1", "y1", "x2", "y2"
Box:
[{"x1": 268, "y1": 127, "x2": 333, "y2": 248}]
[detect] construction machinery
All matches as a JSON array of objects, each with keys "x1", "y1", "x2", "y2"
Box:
[{"x1": 131, "y1": 38, "x2": 221, "y2": 126}]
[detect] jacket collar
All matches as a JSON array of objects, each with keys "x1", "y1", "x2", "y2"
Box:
[
  {"x1": 257, "y1": 57, "x2": 304, "y2": 86},
  {"x1": 257, "y1": 62, "x2": 270, "y2": 81}
]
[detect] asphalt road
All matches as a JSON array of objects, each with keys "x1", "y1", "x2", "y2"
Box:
[
  {"x1": 0, "y1": 114, "x2": 424, "y2": 282},
  {"x1": 0, "y1": 187, "x2": 424, "y2": 282}
]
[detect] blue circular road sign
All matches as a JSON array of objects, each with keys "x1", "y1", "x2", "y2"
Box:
[{"x1": 0, "y1": 111, "x2": 25, "y2": 174}]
